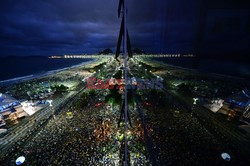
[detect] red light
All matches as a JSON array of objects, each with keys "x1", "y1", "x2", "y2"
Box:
[
  {"x1": 95, "y1": 102, "x2": 103, "y2": 107},
  {"x1": 144, "y1": 102, "x2": 152, "y2": 107}
]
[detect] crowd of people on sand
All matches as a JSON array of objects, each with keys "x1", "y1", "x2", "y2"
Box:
[
  {"x1": 144, "y1": 102, "x2": 246, "y2": 165},
  {"x1": 2, "y1": 100, "x2": 116, "y2": 165},
  {"x1": 1, "y1": 91, "x2": 154, "y2": 166},
  {"x1": 2, "y1": 60, "x2": 247, "y2": 165}
]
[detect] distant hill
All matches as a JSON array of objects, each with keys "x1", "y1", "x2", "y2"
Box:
[
  {"x1": 98, "y1": 48, "x2": 113, "y2": 55},
  {"x1": 133, "y1": 48, "x2": 146, "y2": 55},
  {"x1": 98, "y1": 48, "x2": 146, "y2": 55}
]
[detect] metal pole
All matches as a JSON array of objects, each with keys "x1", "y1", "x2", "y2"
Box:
[{"x1": 123, "y1": 0, "x2": 128, "y2": 165}]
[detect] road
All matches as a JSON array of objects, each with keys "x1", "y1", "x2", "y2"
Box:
[{"x1": 0, "y1": 91, "x2": 77, "y2": 158}]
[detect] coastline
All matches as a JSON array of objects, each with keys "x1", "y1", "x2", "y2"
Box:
[{"x1": 0, "y1": 58, "x2": 96, "y2": 86}]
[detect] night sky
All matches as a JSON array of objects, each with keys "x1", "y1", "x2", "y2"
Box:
[{"x1": 0, "y1": 0, "x2": 249, "y2": 58}]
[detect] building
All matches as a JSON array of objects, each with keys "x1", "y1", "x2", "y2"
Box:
[
  {"x1": 0, "y1": 93, "x2": 28, "y2": 125},
  {"x1": 0, "y1": 114, "x2": 5, "y2": 127},
  {"x1": 204, "y1": 99, "x2": 224, "y2": 113},
  {"x1": 220, "y1": 89, "x2": 250, "y2": 120}
]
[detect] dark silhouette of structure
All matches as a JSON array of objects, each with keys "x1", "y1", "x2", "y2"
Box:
[
  {"x1": 115, "y1": 0, "x2": 130, "y2": 165},
  {"x1": 115, "y1": 0, "x2": 133, "y2": 61}
]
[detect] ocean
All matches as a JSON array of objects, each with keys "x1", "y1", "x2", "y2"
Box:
[
  {"x1": 152, "y1": 57, "x2": 250, "y2": 79},
  {"x1": 0, "y1": 56, "x2": 93, "y2": 83}
]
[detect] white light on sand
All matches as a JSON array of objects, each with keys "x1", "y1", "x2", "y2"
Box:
[
  {"x1": 16, "y1": 156, "x2": 25, "y2": 165},
  {"x1": 221, "y1": 153, "x2": 231, "y2": 161},
  {"x1": 193, "y1": 98, "x2": 198, "y2": 105},
  {"x1": 47, "y1": 100, "x2": 53, "y2": 107}
]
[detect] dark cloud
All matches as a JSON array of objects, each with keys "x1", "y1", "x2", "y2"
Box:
[
  {"x1": 0, "y1": 0, "x2": 119, "y2": 55},
  {"x1": 0, "y1": 0, "x2": 249, "y2": 56}
]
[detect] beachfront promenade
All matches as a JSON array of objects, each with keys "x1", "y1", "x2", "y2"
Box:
[{"x1": 0, "y1": 90, "x2": 78, "y2": 156}]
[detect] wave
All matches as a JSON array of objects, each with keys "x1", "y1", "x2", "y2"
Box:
[
  {"x1": 0, "y1": 74, "x2": 35, "y2": 84},
  {"x1": 0, "y1": 59, "x2": 95, "y2": 86}
]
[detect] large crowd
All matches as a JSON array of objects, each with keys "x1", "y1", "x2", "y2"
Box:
[
  {"x1": 4, "y1": 98, "x2": 118, "y2": 165},
  {"x1": 1, "y1": 87, "x2": 150, "y2": 165},
  {"x1": 1, "y1": 60, "x2": 250, "y2": 166},
  {"x1": 145, "y1": 100, "x2": 250, "y2": 165}
]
